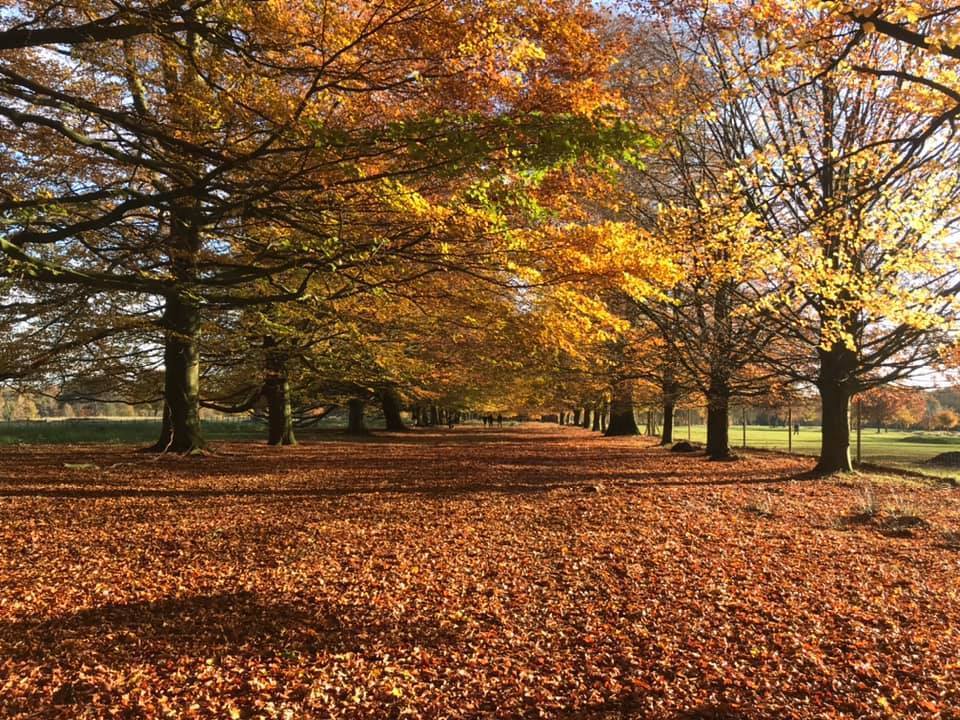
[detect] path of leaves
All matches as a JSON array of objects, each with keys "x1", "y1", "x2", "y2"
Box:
[{"x1": 0, "y1": 425, "x2": 958, "y2": 719}]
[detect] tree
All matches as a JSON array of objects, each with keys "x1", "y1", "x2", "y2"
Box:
[
  {"x1": 860, "y1": 385, "x2": 927, "y2": 432},
  {"x1": 1, "y1": 0, "x2": 642, "y2": 452},
  {"x1": 575, "y1": 21, "x2": 782, "y2": 459},
  {"x1": 653, "y1": 1, "x2": 960, "y2": 471},
  {"x1": 933, "y1": 408, "x2": 960, "y2": 430}
]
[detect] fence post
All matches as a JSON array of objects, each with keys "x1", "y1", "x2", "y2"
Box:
[{"x1": 787, "y1": 406, "x2": 793, "y2": 454}]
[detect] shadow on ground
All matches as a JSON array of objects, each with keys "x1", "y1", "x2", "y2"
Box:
[
  {"x1": 0, "y1": 426, "x2": 816, "y2": 502},
  {"x1": 1, "y1": 591, "x2": 456, "y2": 664}
]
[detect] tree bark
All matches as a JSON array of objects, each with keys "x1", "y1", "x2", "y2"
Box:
[
  {"x1": 661, "y1": 399, "x2": 675, "y2": 445},
  {"x1": 147, "y1": 293, "x2": 204, "y2": 453},
  {"x1": 347, "y1": 398, "x2": 368, "y2": 435},
  {"x1": 264, "y1": 337, "x2": 295, "y2": 446},
  {"x1": 380, "y1": 387, "x2": 406, "y2": 431},
  {"x1": 814, "y1": 85, "x2": 856, "y2": 473},
  {"x1": 817, "y1": 385, "x2": 852, "y2": 472},
  {"x1": 591, "y1": 403, "x2": 601, "y2": 432},
  {"x1": 815, "y1": 345, "x2": 856, "y2": 472},
  {"x1": 605, "y1": 384, "x2": 640, "y2": 436},
  {"x1": 705, "y1": 375, "x2": 731, "y2": 460},
  {"x1": 581, "y1": 407, "x2": 592, "y2": 429},
  {"x1": 600, "y1": 402, "x2": 608, "y2": 433},
  {"x1": 573, "y1": 408, "x2": 582, "y2": 426},
  {"x1": 430, "y1": 404, "x2": 440, "y2": 426}
]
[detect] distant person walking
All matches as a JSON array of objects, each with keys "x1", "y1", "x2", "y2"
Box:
[
  {"x1": 497, "y1": 413, "x2": 503, "y2": 428},
  {"x1": 794, "y1": 422, "x2": 800, "y2": 436}
]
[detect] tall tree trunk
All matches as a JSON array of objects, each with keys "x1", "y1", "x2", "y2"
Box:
[
  {"x1": 661, "y1": 400, "x2": 675, "y2": 445},
  {"x1": 705, "y1": 375, "x2": 731, "y2": 460},
  {"x1": 266, "y1": 383, "x2": 295, "y2": 446},
  {"x1": 581, "y1": 407, "x2": 592, "y2": 429},
  {"x1": 816, "y1": 344, "x2": 856, "y2": 473},
  {"x1": 605, "y1": 384, "x2": 640, "y2": 436},
  {"x1": 264, "y1": 337, "x2": 295, "y2": 446},
  {"x1": 148, "y1": 293, "x2": 204, "y2": 453},
  {"x1": 573, "y1": 408, "x2": 582, "y2": 426},
  {"x1": 412, "y1": 405, "x2": 422, "y2": 426},
  {"x1": 703, "y1": 272, "x2": 736, "y2": 460},
  {"x1": 380, "y1": 387, "x2": 406, "y2": 431},
  {"x1": 814, "y1": 84, "x2": 855, "y2": 473},
  {"x1": 153, "y1": 411, "x2": 173, "y2": 451},
  {"x1": 600, "y1": 402, "x2": 608, "y2": 433},
  {"x1": 660, "y1": 374, "x2": 678, "y2": 446},
  {"x1": 559, "y1": 411, "x2": 566, "y2": 426},
  {"x1": 591, "y1": 403, "x2": 601, "y2": 431},
  {"x1": 818, "y1": 385, "x2": 852, "y2": 472},
  {"x1": 430, "y1": 404, "x2": 440, "y2": 426},
  {"x1": 347, "y1": 398, "x2": 368, "y2": 435}
]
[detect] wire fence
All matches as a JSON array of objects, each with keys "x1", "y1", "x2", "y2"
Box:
[{"x1": 664, "y1": 408, "x2": 960, "y2": 478}]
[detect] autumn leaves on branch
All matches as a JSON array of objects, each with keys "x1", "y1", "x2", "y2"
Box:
[{"x1": 1, "y1": 1, "x2": 960, "y2": 472}]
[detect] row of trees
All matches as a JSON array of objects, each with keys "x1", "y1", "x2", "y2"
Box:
[
  {"x1": 0, "y1": 390, "x2": 161, "y2": 420},
  {"x1": 3, "y1": 1, "x2": 960, "y2": 472},
  {"x1": 532, "y1": 1, "x2": 960, "y2": 472},
  {"x1": 9, "y1": 381, "x2": 960, "y2": 434},
  {"x1": 0, "y1": 0, "x2": 647, "y2": 450},
  {"x1": 553, "y1": 383, "x2": 960, "y2": 441}
]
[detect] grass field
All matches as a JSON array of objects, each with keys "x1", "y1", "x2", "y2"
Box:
[
  {"x1": 0, "y1": 409, "x2": 391, "y2": 446},
  {"x1": 0, "y1": 419, "x2": 263, "y2": 445},
  {"x1": 681, "y1": 423, "x2": 960, "y2": 475}
]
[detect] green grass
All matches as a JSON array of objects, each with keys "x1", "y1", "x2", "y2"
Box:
[
  {"x1": 679, "y1": 423, "x2": 960, "y2": 475},
  {"x1": 0, "y1": 408, "x2": 390, "y2": 446},
  {"x1": 0, "y1": 419, "x2": 264, "y2": 445}
]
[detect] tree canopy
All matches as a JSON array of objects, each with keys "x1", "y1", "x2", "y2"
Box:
[{"x1": 2, "y1": 0, "x2": 960, "y2": 472}]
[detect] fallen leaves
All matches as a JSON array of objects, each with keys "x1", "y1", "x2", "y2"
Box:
[{"x1": 0, "y1": 426, "x2": 957, "y2": 718}]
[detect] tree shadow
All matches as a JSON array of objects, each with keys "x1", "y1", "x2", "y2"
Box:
[
  {"x1": 0, "y1": 430, "x2": 611, "y2": 484},
  {"x1": 566, "y1": 462, "x2": 814, "y2": 488},
  {"x1": 296, "y1": 427, "x2": 590, "y2": 447},
  {"x1": 1, "y1": 591, "x2": 457, "y2": 665},
  {"x1": 0, "y1": 426, "x2": 819, "y2": 502},
  {"x1": 635, "y1": 470, "x2": 817, "y2": 489},
  {"x1": 0, "y1": 463, "x2": 819, "y2": 501},
  {"x1": 0, "y1": 480, "x2": 572, "y2": 500},
  {"x1": 554, "y1": 695, "x2": 747, "y2": 720}
]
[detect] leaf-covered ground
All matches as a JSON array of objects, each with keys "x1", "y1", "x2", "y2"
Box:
[{"x1": 1, "y1": 425, "x2": 958, "y2": 719}]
